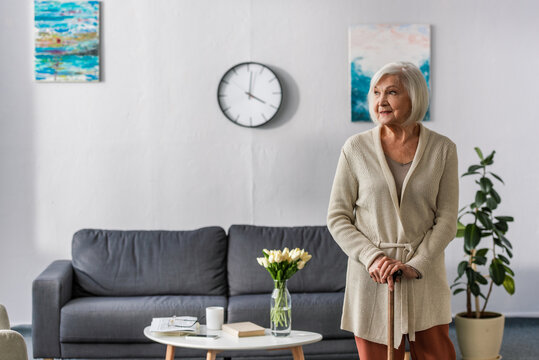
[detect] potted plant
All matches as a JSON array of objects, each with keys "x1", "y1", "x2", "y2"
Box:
[{"x1": 451, "y1": 147, "x2": 515, "y2": 360}]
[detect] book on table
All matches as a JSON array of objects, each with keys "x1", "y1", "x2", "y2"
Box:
[{"x1": 222, "y1": 322, "x2": 265, "y2": 337}]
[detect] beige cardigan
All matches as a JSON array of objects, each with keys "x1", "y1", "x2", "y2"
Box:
[{"x1": 327, "y1": 123, "x2": 458, "y2": 348}]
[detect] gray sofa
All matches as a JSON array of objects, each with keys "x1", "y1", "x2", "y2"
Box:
[{"x1": 32, "y1": 225, "x2": 357, "y2": 360}]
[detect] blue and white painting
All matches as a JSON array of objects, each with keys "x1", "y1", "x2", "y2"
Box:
[
  {"x1": 35, "y1": 1, "x2": 100, "y2": 82},
  {"x1": 349, "y1": 24, "x2": 431, "y2": 122}
]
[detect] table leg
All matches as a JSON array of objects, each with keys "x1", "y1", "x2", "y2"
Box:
[
  {"x1": 206, "y1": 349, "x2": 220, "y2": 360},
  {"x1": 290, "y1": 346, "x2": 305, "y2": 360},
  {"x1": 165, "y1": 345, "x2": 175, "y2": 360}
]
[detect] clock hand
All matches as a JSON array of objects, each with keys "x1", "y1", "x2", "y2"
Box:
[
  {"x1": 244, "y1": 92, "x2": 266, "y2": 104},
  {"x1": 248, "y1": 72, "x2": 253, "y2": 99}
]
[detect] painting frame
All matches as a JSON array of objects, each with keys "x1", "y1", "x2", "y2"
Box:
[{"x1": 34, "y1": 0, "x2": 100, "y2": 82}]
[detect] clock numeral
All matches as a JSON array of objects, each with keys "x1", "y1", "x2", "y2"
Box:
[
  {"x1": 221, "y1": 80, "x2": 229, "y2": 85},
  {"x1": 259, "y1": 67, "x2": 264, "y2": 74},
  {"x1": 261, "y1": 113, "x2": 268, "y2": 121},
  {"x1": 218, "y1": 94, "x2": 227, "y2": 97},
  {"x1": 270, "y1": 104, "x2": 278, "y2": 110},
  {"x1": 268, "y1": 77, "x2": 276, "y2": 83},
  {"x1": 272, "y1": 91, "x2": 282, "y2": 95}
]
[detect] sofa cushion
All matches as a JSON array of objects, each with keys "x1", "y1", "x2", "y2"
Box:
[
  {"x1": 72, "y1": 227, "x2": 227, "y2": 296},
  {"x1": 60, "y1": 295, "x2": 227, "y2": 343},
  {"x1": 227, "y1": 225, "x2": 347, "y2": 295},
  {"x1": 227, "y1": 293, "x2": 350, "y2": 339}
]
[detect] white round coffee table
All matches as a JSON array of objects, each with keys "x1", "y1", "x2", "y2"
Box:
[{"x1": 144, "y1": 325, "x2": 322, "y2": 360}]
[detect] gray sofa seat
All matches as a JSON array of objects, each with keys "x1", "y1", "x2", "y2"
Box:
[{"x1": 60, "y1": 295, "x2": 227, "y2": 343}]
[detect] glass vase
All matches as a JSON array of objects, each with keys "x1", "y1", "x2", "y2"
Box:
[{"x1": 270, "y1": 279, "x2": 292, "y2": 337}]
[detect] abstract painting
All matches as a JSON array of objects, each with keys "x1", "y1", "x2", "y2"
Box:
[
  {"x1": 35, "y1": 1, "x2": 100, "y2": 82},
  {"x1": 349, "y1": 24, "x2": 431, "y2": 122}
]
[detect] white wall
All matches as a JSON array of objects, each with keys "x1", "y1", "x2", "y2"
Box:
[{"x1": 1, "y1": 0, "x2": 538, "y2": 324}]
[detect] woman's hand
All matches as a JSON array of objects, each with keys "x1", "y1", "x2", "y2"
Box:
[{"x1": 368, "y1": 255, "x2": 419, "y2": 291}]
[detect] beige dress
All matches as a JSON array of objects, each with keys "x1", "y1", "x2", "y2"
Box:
[{"x1": 327, "y1": 123, "x2": 458, "y2": 348}]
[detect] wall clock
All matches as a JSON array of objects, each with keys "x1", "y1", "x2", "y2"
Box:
[{"x1": 217, "y1": 62, "x2": 283, "y2": 128}]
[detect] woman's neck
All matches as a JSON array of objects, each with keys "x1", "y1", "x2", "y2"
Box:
[{"x1": 381, "y1": 122, "x2": 420, "y2": 144}]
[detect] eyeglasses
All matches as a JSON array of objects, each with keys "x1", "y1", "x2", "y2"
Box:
[{"x1": 168, "y1": 314, "x2": 205, "y2": 328}]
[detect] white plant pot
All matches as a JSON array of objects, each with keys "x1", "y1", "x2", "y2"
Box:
[{"x1": 455, "y1": 312, "x2": 504, "y2": 360}]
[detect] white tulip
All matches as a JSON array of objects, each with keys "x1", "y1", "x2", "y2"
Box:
[
  {"x1": 300, "y1": 252, "x2": 312, "y2": 262},
  {"x1": 297, "y1": 260, "x2": 306, "y2": 269},
  {"x1": 288, "y1": 249, "x2": 298, "y2": 261}
]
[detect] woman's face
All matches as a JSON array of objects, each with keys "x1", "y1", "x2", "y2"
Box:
[{"x1": 372, "y1": 74, "x2": 412, "y2": 126}]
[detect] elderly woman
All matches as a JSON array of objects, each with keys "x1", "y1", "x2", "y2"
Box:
[{"x1": 327, "y1": 62, "x2": 458, "y2": 360}]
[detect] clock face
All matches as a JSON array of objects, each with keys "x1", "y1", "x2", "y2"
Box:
[{"x1": 217, "y1": 62, "x2": 283, "y2": 128}]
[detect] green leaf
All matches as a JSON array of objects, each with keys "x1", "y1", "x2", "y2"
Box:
[
  {"x1": 490, "y1": 188, "x2": 501, "y2": 203},
  {"x1": 489, "y1": 261, "x2": 506, "y2": 285},
  {"x1": 457, "y1": 261, "x2": 468, "y2": 278},
  {"x1": 456, "y1": 222, "x2": 466, "y2": 237},
  {"x1": 495, "y1": 216, "x2": 514, "y2": 222},
  {"x1": 464, "y1": 224, "x2": 481, "y2": 251},
  {"x1": 495, "y1": 221, "x2": 509, "y2": 233},
  {"x1": 482, "y1": 150, "x2": 495, "y2": 165},
  {"x1": 466, "y1": 267, "x2": 475, "y2": 282},
  {"x1": 470, "y1": 282, "x2": 481, "y2": 297},
  {"x1": 494, "y1": 231, "x2": 512, "y2": 248},
  {"x1": 480, "y1": 206, "x2": 492, "y2": 214},
  {"x1": 462, "y1": 171, "x2": 481, "y2": 177},
  {"x1": 475, "y1": 191, "x2": 486, "y2": 207},
  {"x1": 473, "y1": 256, "x2": 487, "y2": 266},
  {"x1": 498, "y1": 254, "x2": 510, "y2": 264},
  {"x1": 474, "y1": 147, "x2": 484, "y2": 160},
  {"x1": 503, "y1": 276, "x2": 515, "y2": 295},
  {"x1": 453, "y1": 288, "x2": 466, "y2": 295},
  {"x1": 476, "y1": 211, "x2": 492, "y2": 228},
  {"x1": 476, "y1": 248, "x2": 489, "y2": 257},
  {"x1": 479, "y1": 177, "x2": 493, "y2": 192},
  {"x1": 489, "y1": 172, "x2": 505, "y2": 184},
  {"x1": 486, "y1": 197, "x2": 498, "y2": 210},
  {"x1": 476, "y1": 272, "x2": 489, "y2": 285},
  {"x1": 503, "y1": 265, "x2": 515, "y2": 276},
  {"x1": 501, "y1": 236, "x2": 512, "y2": 250},
  {"x1": 468, "y1": 164, "x2": 483, "y2": 173},
  {"x1": 505, "y1": 247, "x2": 513, "y2": 258}
]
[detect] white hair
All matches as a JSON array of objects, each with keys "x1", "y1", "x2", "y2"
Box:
[{"x1": 367, "y1": 61, "x2": 429, "y2": 124}]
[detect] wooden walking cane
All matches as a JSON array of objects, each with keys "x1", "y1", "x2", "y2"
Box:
[{"x1": 387, "y1": 270, "x2": 402, "y2": 360}]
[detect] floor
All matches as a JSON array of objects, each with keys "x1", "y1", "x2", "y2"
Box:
[{"x1": 13, "y1": 318, "x2": 539, "y2": 359}]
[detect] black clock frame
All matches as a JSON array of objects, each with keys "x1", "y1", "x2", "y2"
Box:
[{"x1": 217, "y1": 62, "x2": 283, "y2": 128}]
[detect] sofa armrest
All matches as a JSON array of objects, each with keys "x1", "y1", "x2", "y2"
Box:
[
  {"x1": 0, "y1": 330, "x2": 28, "y2": 360},
  {"x1": 32, "y1": 260, "x2": 73, "y2": 359}
]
